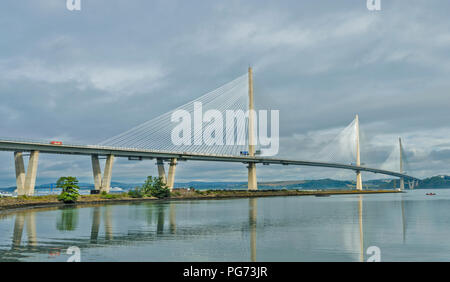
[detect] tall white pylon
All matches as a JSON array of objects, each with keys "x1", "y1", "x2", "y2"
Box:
[
  {"x1": 355, "y1": 115, "x2": 363, "y2": 190},
  {"x1": 248, "y1": 67, "x2": 257, "y2": 190},
  {"x1": 399, "y1": 137, "x2": 405, "y2": 190}
]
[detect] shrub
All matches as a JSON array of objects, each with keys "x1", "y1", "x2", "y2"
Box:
[
  {"x1": 141, "y1": 176, "x2": 170, "y2": 199},
  {"x1": 56, "y1": 176, "x2": 80, "y2": 203},
  {"x1": 128, "y1": 187, "x2": 144, "y2": 198},
  {"x1": 100, "y1": 191, "x2": 122, "y2": 199}
]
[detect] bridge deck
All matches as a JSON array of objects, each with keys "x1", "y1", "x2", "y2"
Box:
[{"x1": 0, "y1": 139, "x2": 419, "y2": 180}]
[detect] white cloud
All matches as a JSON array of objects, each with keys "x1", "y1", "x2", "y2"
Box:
[{"x1": 0, "y1": 58, "x2": 166, "y2": 96}]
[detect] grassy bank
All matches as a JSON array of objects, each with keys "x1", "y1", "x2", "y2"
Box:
[{"x1": 0, "y1": 189, "x2": 401, "y2": 211}]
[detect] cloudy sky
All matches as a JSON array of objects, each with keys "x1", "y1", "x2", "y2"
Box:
[{"x1": 1, "y1": 0, "x2": 450, "y2": 187}]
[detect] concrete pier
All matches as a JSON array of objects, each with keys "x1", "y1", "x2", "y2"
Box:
[
  {"x1": 14, "y1": 150, "x2": 39, "y2": 196},
  {"x1": 14, "y1": 152, "x2": 26, "y2": 196},
  {"x1": 101, "y1": 154, "x2": 115, "y2": 193},
  {"x1": 24, "y1": 151, "x2": 39, "y2": 196},
  {"x1": 157, "y1": 158, "x2": 167, "y2": 183},
  {"x1": 91, "y1": 154, "x2": 102, "y2": 191},
  {"x1": 167, "y1": 158, "x2": 177, "y2": 190},
  {"x1": 248, "y1": 163, "x2": 257, "y2": 190}
]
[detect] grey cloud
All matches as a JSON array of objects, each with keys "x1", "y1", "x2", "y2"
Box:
[{"x1": 1, "y1": 0, "x2": 450, "y2": 186}]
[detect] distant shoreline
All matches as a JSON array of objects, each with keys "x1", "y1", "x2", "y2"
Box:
[{"x1": 0, "y1": 189, "x2": 401, "y2": 212}]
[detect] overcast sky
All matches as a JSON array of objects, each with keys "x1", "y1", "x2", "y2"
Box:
[{"x1": 1, "y1": 0, "x2": 450, "y2": 187}]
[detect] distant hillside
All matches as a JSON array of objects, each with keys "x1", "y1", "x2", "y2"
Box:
[
  {"x1": 373, "y1": 175, "x2": 450, "y2": 189},
  {"x1": 417, "y1": 175, "x2": 450, "y2": 189},
  {"x1": 259, "y1": 179, "x2": 354, "y2": 189},
  {"x1": 2, "y1": 176, "x2": 449, "y2": 192}
]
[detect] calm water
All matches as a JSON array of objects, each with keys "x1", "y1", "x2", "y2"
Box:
[{"x1": 0, "y1": 189, "x2": 449, "y2": 262}]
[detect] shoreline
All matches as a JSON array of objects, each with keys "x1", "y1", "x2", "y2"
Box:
[{"x1": 0, "y1": 189, "x2": 401, "y2": 212}]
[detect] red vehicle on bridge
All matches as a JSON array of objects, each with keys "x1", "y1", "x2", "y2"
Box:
[{"x1": 50, "y1": 141, "x2": 63, "y2": 145}]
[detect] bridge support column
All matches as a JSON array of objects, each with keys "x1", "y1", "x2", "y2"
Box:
[
  {"x1": 14, "y1": 150, "x2": 40, "y2": 196},
  {"x1": 355, "y1": 115, "x2": 362, "y2": 191},
  {"x1": 14, "y1": 152, "x2": 26, "y2": 196},
  {"x1": 356, "y1": 171, "x2": 362, "y2": 191},
  {"x1": 24, "y1": 151, "x2": 39, "y2": 196},
  {"x1": 399, "y1": 138, "x2": 405, "y2": 190},
  {"x1": 91, "y1": 155, "x2": 102, "y2": 191},
  {"x1": 156, "y1": 158, "x2": 167, "y2": 184},
  {"x1": 248, "y1": 163, "x2": 257, "y2": 190},
  {"x1": 167, "y1": 158, "x2": 177, "y2": 191},
  {"x1": 15, "y1": 151, "x2": 40, "y2": 196},
  {"x1": 247, "y1": 67, "x2": 258, "y2": 191},
  {"x1": 100, "y1": 154, "x2": 115, "y2": 193},
  {"x1": 399, "y1": 177, "x2": 405, "y2": 190}
]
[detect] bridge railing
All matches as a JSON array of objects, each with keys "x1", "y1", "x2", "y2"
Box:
[{"x1": 0, "y1": 137, "x2": 243, "y2": 158}]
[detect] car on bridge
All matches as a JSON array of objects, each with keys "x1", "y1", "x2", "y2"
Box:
[
  {"x1": 240, "y1": 151, "x2": 249, "y2": 156},
  {"x1": 50, "y1": 141, "x2": 63, "y2": 145}
]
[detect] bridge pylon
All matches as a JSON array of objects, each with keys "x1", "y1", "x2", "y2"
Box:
[
  {"x1": 247, "y1": 67, "x2": 258, "y2": 190},
  {"x1": 399, "y1": 137, "x2": 405, "y2": 190},
  {"x1": 355, "y1": 115, "x2": 363, "y2": 190}
]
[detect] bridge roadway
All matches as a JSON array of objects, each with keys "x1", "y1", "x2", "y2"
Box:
[{"x1": 0, "y1": 139, "x2": 419, "y2": 181}]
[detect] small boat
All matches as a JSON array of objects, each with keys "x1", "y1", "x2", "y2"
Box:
[{"x1": 426, "y1": 193, "x2": 436, "y2": 196}]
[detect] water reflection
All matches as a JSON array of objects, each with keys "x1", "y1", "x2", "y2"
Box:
[
  {"x1": 401, "y1": 195, "x2": 406, "y2": 243},
  {"x1": 249, "y1": 198, "x2": 257, "y2": 262},
  {"x1": 1, "y1": 190, "x2": 449, "y2": 262},
  {"x1": 104, "y1": 206, "x2": 113, "y2": 241},
  {"x1": 12, "y1": 212, "x2": 37, "y2": 250},
  {"x1": 89, "y1": 205, "x2": 115, "y2": 243},
  {"x1": 56, "y1": 208, "x2": 79, "y2": 231},
  {"x1": 169, "y1": 203, "x2": 176, "y2": 234},
  {"x1": 90, "y1": 207, "x2": 100, "y2": 243},
  {"x1": 156, "y1": 205, "x2": 165, "y2": 235},
  {"x1": 358, "y1": 195, "x2": 364, "y2": 262}
]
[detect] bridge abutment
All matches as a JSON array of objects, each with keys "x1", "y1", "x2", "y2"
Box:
[
  {"x1": 399, "y1": 177, "x2": 405, "y2": 190},
  {"x1": 167, "y1": 158, "x2": 177, "y2": 191}
]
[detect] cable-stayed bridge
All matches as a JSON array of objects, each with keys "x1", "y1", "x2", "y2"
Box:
[{"x1": 0, "y1": 68, "x2": 419, "y2": 196}]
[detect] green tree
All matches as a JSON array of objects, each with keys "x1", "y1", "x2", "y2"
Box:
[
  {"x1": 56, "y1": 176, "x2": 80, "y2": 203},
  {"x1": 141, "y1": 176, "x2": 170, "y2": 199}
]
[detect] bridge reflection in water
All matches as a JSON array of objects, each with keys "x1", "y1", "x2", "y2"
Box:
[{"x1": 0, "y1": 192, "x2": 440, "y2": 262}]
